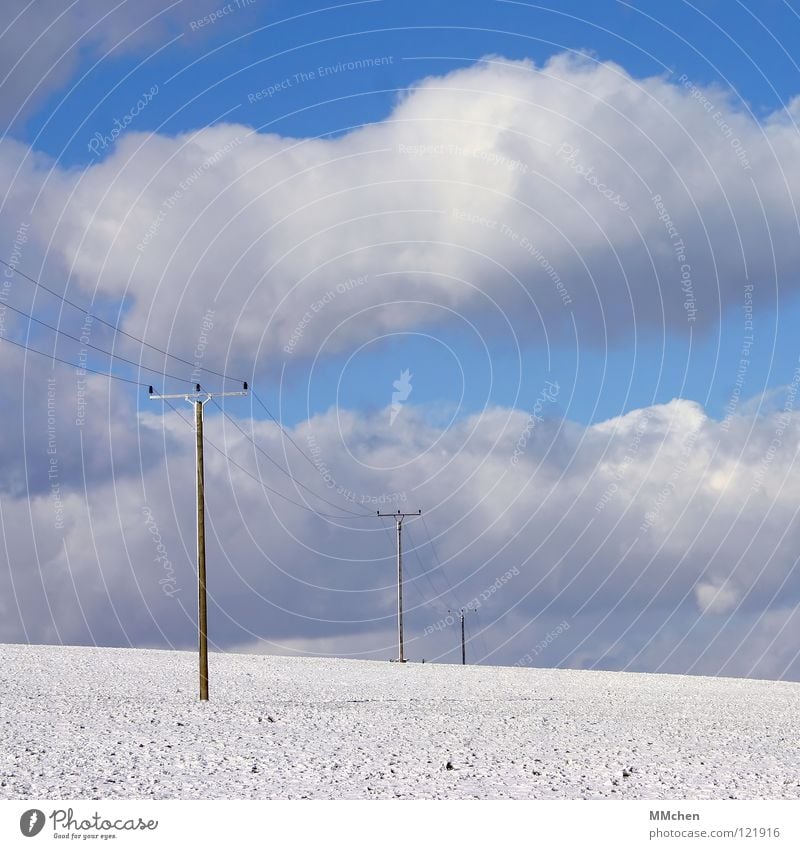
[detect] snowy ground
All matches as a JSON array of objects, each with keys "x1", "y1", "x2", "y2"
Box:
[{"x1": 1, "y1": 643, "x2": 799, "y2": 799}]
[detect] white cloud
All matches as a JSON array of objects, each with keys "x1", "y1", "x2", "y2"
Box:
[
  {"x1": 3, "y1": 385, "x2": 800, "y2": 679},
  {"x1": 695, "y1": 581, "x2": 739, "y2": 615},
  {"x1": 3, "y1": 52, "x2": 795, "y2": 380}
]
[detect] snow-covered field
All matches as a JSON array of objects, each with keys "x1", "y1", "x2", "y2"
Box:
[{"x1": 1, "y1": 643, "x2": 798, "y2": 799}]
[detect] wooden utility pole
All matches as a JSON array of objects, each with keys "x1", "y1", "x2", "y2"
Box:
[
  {"x1": 449, "y1": 607, "x2": 473, "y2": 665},
  {"x1": 376, "y1": 509, "x2": 421, "y2": 663},
  {"x1": 150, "y1": 382, "x2": 247, "y2": 701},
  {"x1": 194, "y1": 398, "x2": 209, "y2": 700}
]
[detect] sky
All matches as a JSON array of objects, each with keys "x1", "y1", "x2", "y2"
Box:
[{"x1": 2, "y1": 0, "x2": 800, "y2": 680}]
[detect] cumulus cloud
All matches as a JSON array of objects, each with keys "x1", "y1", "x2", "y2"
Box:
[
  {"x1": 3, "y1": 52, "x2": 796, "y2": 381},
  {"x1": 3, "y1": 386, "x2": 800, "y2": 680}
]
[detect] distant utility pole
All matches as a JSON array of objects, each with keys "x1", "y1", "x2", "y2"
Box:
[
  {"x1": 149, "y1": 382, "x2": 247, "y2": 701},
  {"x1": 376, "y1": 509, "x2": 421, "y2": 663},
  {"x1": 449, "y1": 608, "x2": 474, "y2": 665}
]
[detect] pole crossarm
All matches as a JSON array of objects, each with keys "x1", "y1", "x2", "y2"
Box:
[
  {"x1": 376, "y1": 509, "x2": 421, "y2": 663},
  {"x1": 148, "y1": 381, "x2": 248, "y2": 402},
  {"x1": 148, "y1": 381, "x2": 248, "y2": 701}
]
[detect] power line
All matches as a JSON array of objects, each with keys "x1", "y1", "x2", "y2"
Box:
[
  {"x1": 404, "y1": 522, "x2": 450, "y2": 614},
  {"x1": 158, "y1": 397, "x2": 376, "y2": 521},
  {"x1": 417, "y1": 516, "x2": 492, "y2": 661},
  {"x1": 4, "y1": 309, "x2": 440, "y2": 532},
  {"x1": 7, "y1": 326, "x2": 485, "y2": 657},
  {"x1": 159, "y1": 397, "x2": 196, "y2": 430},
  {"x1": 0, "y1": 334, "x2": 374, "y2": 525},
  {"x1": 0, "y1": 331, "x2": 148, "y2": 386},
  {"x1": 210, "y1": 436, "x2": 377, "y2": 520},
  {"x1": 2, "y1": 298, "x2": 198, "y2": 385},
  {"x1": 251, "y1": 389, "x2": 385, "y2": 519},
  {"x1": 472, "y1": 609, "x2": 491, "y2": 665},
  {"x1": 418, "y1": 514, "x2": 489, "y2": 662},
  {"x1": 251, "y1": 389, "x2": 334, "y2": 478},
  {"x1": 211, "y1": 397, "x2": 373, "y2": 518},
  {"x1": 1, "y1": 331, "x2": 373, "y2": 522},
  {"x1": 419, "y1": 514, "x2": 461, "y2": 607},
  {"x1": 420, "y1": 514, "x2": 445, "y2": 570},
  {"x1": 0, "y1": 258, "x2": 243, "y2": 383}
]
